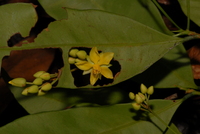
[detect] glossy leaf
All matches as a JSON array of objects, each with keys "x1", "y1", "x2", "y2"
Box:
[
  {"x1": 1, "y1": 4, "x2": 191, "y2": 89},
  {"x1": 0, "y1": 100, "x2": 181, "y2": 134},
  {"x1": 178, "y1": 0, "x2": 200, "y2": 26},
  {"x1": 38, "y1": 0, "x2": 172, "y2": 34},
  {"x1": 15, "y1": 8, "x2": 181, "y2": 88},
  {"x1": 132, "y1": 44, "x2": 198, "y2": 89}
]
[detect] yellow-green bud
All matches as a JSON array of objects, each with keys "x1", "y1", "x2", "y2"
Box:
[
  {"x1": 38, "y1": 90, "x2": 46, "y2": 96},
  {"x1": 140, "y1": 83, "x2": 147, "y2": 94},
  {"x1": 27, "y1": 85, "x2": 39, "y2": 93},
  {"x1": 68, "y1": 57, "x2": 76, "y2": 64},
  {"x1": 33, "y1": 78, "x2": 43, "y2": 85},
  {"x1": 22, "y1": 89, "x2": 28, "y2": 96},
  {"x1": 76, "y1": 50, "x2": 87, "y2": 60},
  {"x1": 138, "y1": 92, "x2": 146, "y2": 101},
  {"x1": 75, "y1": 58, "x2": 85, "y2": 63},
  {"x1": 132, "y1": 102, "x2": 141, "y2": 110},
  {"x1": 69, "y1": 49, "x2": 79, "y2": 57},
  {"x1": 147, "y1": 86, "x2": 154, "y2": 95},
  {"x1": 129, "y1": 92, "x2": 135, "y2": 100},
  {"x1": 39, "y1": 72, "x2": 51, "y2": 80},
  {"x1": 8, "y1": 78, "x2": 26, "y2": 87},
  {"x1": 41, "y1": 83, "x2": 52, "y2": 91},
  {"x1": 135, "y1": 94, "x2": 143, "y2": 104},
  {"x1": 33, "y1": 71, "x2": 46, "y2": 78}
]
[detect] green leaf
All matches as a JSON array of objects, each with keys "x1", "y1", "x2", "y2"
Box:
[
  {"x1": 166, "y1": 123, "x2": 181, "y2": 134},
  {"x1": 38, "y1": 0, "x2": 172, "y2": 34},
  {"x1": 9, "y1": 9, "x2": 180, "y2": 88},
  {"x1": 10, "y1": 85, "x2": 130, "y2": 114},
  {"x1": 178, "y1": 0, "x2": 200, "y2": 26},
  {"x1": 0, "y1": 3, "x2": 37, "y2": 68},
  {"x1": 132, "y1": 44, "x2": 198, "y2": 89},
  {"x1": 0, "y1": 100, "x2": 182, "y2": 134},
  {"x1": 0, "y1": 3, "x2": 37, "y2": 47}
]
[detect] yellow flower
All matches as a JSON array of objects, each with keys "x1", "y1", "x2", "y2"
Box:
[{"x1": 75, "y1": 47, "x2": 114, "y2": 85}]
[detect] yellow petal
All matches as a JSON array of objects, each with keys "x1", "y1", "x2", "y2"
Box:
[
  {"x1": 90, "y1": 71, "x2": 99, "y2": 85},
  {"x1": 75, "y1": 61, "x2": 93, "y2": 71},
  {"x1": 83, "y1": 68, "x2": 92, "y2": 75},
  {"x1": 98, "y1": 52, "x2": 114, "y2": 65},
  {"x1": 89, "y1": 47, "x2": 100, "y2": 64},
  {"x1": 101, "y1": 66, "x2": 113, "y2": 79}
]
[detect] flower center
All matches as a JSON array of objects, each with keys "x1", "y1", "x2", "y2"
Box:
[{"x1": 93, "y1": 64, "x2": 101, "y2": 75}]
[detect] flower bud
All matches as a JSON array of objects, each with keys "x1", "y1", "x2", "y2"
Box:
[
  {"x1": 8, "y1": 78, "x2": 26, "y2": 87},
  {"x1": 33, "y1": 71, "x2": 46, "y2": 78},
  {"x1": 140, "y1": 83, "x2": 147, "y2": 94},
  {"x1": 69, "y1": 49, "x2": 79, "y2": 57},
  {"x1": 147, "y1": 86, "x2": 154, "y2": 95},
  {"x1": 22, "y1": 89, "x2": 28, "y2": 96},
  {"x1": 27, "y1": 85, "x2": 39, "y2": 93},
  {"x1": 38, "y1": 90, "x2": 46, "y2": 96},
  {"x1": 76, "y1": 50, "x2": 87, "y2": 60},
  {"x1": 33, "y1": 78, "x2": 43, "y2": 85},
  {"x1": 132, "y1": 102, "x2": 141, "y2": 111},
  {"x1": 129, "y1": 92, "x2": 135, "y2": 100},
  {"x1": 138, "y1": 92, "x2": 146, "y2": 101},
  {"x1": 75, "y1": 58, "x2": 85, "y2": 63},
  {"x1": 68, "y1": 57, "x2": 76, "y2": 64},
  {"x1": 39, "y1": 72, "x2": 51, "y2": 80},
  {"x1": 135, "y1": 94, "x2": 143, "y2": 104},
  {"x1": 41, "y1": 83, "x2": 52, "y2": 91}
]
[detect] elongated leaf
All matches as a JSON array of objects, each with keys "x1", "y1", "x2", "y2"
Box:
[
  {"x1": 38, "y1": 0, "x2": 172, "y2": 34},
  {"x1": 3, "y1": 9, "x2": 181, "y2": 88},
  {"x1": 10, "y1": 85, "x2": 130, "y2": 114},
  {"x1": 178, "y1": 0, "x2": 200, "y2": 26},
  {"x1": 0, "y1": 100, "x2": 182, "y2": 134},
  {"x1": 132, "y1": 44, "x2": 197, "y2": 89}
]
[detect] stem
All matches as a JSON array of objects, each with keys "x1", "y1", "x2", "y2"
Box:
[
  {"x1": 150, "y1": 110, "x2": 177, "y2": 134},
  {"x1": 186, "y1": 0, "x2": 190, "y2": 30},
  {"x1": 70, "y1": 68, "x2": 78, "y2": 72},
  {"x1": 51, "y1": 78, "x2": 58, "y2": 85},
  {"x1": 147, "y1": 94, "x2": 150, "y2": 104},
  {"x1": 26, "y1": 82, "x2": 33, "y2": 85},
  {"x1": 50, "y1": 73, "x2": 58, "y2": 78},
  {"x1": 173, "y1": 30, "x2": 190, "y2": 37},
  {"x1": 181, "y1": 34, "x2": 200, "y2": 43},
  {"x1": 151, "y1": 0, "x2": 183, "y2": 31}
]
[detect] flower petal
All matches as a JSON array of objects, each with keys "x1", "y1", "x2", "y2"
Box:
[
  {"x1": 89, "y1": 47, "x2": 100, "y2": 64},
  {"x1": 98, "y1": 52, "x2": 114, "y2": 65},
  {"x1": 83, "y1": 68, "x2": 92, "y2": 75},
  {"x1": 90, "y1": 71, "x2": 99, "y2": 85},
  {"x1": 101, "y1": 66, "x2": 113, "y2": 79},
  {"x1": 75, "y1": 61, "x2": 93, "y2": 71}
]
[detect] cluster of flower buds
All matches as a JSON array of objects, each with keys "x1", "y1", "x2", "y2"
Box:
[
  {"x1": 68, "y1": 48, "x2": 88, "y2": 64},
  {"x1": 129, "y1": 84, "x2": 154, "y2": 111},
  {"x1": 8, "y1": 71, "x2": 58, "y2": 96}
]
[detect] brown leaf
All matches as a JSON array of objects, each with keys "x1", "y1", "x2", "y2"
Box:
[
  {"x1": 187, "y1": 45, "x2": 200, "y2": 79},
  {"x1": 2, "y1": 49, "x2": 55, "y2": 81}
]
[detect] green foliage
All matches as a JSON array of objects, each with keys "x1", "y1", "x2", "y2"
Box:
[
  {"x1": 0, "y1": 3, "x2": 37, "y2": 47},
  {"x1": 0, "y1": 0, "x2": 200, "y2": 133},
  {"x1": 0, "y1": 100, "x2": 181, "y2": 134},
  {"x1": 178, "y1": 0, "x2": 200, "y2": 26},
  {"x1": 38, "y1": 0, "x2": 172, "y2": 34}
]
